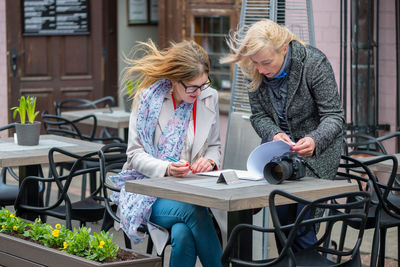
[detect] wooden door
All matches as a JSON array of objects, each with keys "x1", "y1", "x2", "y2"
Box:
[{"x1": 6, "y1": 0, "x2": 117, "y2": 123}]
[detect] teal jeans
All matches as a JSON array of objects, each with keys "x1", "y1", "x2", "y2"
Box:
[{"x1": 150, "y1": 198, "x2": 222, "y2": 267}]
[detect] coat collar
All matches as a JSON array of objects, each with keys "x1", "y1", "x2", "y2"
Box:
[
  {"x1": 158, "y1": 88, "x2": 215, "y2": 161},
  {"x1": 286, "y1": 41, "x2": 307, "y2": 109}
]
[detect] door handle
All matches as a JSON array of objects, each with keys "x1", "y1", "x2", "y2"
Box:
[{"x1": 10, "y1": 47, "x2": 25, "y2": 77}]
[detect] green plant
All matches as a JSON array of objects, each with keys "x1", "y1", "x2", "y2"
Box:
[
  {"x1": 125, "y1": 80, "x2": 141, "y2": 97},
  {"x1": 87, "y1": 231, "x2": 119, "y2": 262},
  {"x1": 126, "y1": 80, "x2": 134, "y2": 97},
  {"x1": 26, "y1": 96, "x2": 39, "y2": 123},
  {"x1": 41, "y1": 223, "x2": 70, "y2": 248},
  {"x1": 0, "y1": 209, "x2": 27, "y2": 234},
  {"x1": 11, "y1": 96, "x2": 27, "y2": 124},
  {"x1": 11, "y1": 96, "x2": 39, "y2": 124},
  {"x1": 0, "y1": 208, "x2": 120, "y2": 262},
  {"x1": 24, "y1": 217, "x2": 50, "y2": 242},
  {"x1": 63, "y1": 227, "x2": 91, "y2": 257}
]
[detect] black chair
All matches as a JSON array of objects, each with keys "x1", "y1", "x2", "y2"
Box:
[
  {"x1": 14, "y1": 147, "x2": 105, "y2": 229},
  {"x1": 42, "y1": 112, "x2": 123, "y2": 144},
  {"x1": 0, "y1": 124, "x2": 18, "y2": 208},
  {"x1": 54, "y1": 96, "x2": 117, "y2": 139},
  {"x1": 221, "y1": 189, "x2": 371, "y2": 267},
  {"x1": 42, "y1": 112, "x2": 122, "y2": 203},
  {"x1": 336, "y1": 155, "x2": 400, "y2": 267},
  {"x1": 98, "y1": 143, "x2": 166, "y2": 259},
  {"x1": 54, "y1": 96, "x2": 115, "y2": 115},
  {"x1": 344, "y1": 131, "x2": 400, "y2": 157}
]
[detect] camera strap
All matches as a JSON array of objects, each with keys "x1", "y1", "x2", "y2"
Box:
[{"x1": 300, "y1": 159, "x2": 321, "y2": 179}]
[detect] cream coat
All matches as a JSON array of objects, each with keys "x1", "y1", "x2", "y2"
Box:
[{"x1": 123, "y1": 87, "x2": 221, "y2": 177}]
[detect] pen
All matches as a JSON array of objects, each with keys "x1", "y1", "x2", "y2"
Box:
[
  {"x1": 166, "y1": 156, "x2": 181, "y2": 162},
  {"x1": 166, "y1": 156, "x2": 191, "y2": 169}
]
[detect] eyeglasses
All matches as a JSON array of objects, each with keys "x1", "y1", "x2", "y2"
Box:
[{"x1": 179, "y1": 77, "x2": 212, "y2": 94}]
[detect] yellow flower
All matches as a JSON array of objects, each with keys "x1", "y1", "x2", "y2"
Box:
[
  {"x1": 98, "y1": 240, "x2": 105, "y2": 249},
  {"x1": 63, "y1": 242, "x2": 68, "y2": 249},
  {"x1": 38, "y1": 218, "x2": 41, "y2": 223},
  {"x1": 1, "y1": 225, "x2": 5, "y2": 229},
  {"x1": 55, "y1": 224, "x2": 61, "y2": 229},
  {"x1": 13, "y1": 226, "x2": 18, "y2": 231},
  {"x1": 49, "y1": 226, "x2": 53, "y2": 230},
  {"x1": 10, "y1": 214, "x2": 14, "y2": 218},
  {"x1": 52, "y1": 229, "x2": 60, "y2": 237}
]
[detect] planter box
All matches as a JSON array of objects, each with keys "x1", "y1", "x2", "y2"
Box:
[{"x1": 0, "y1": 233, "x2": 161, "y2": 267}]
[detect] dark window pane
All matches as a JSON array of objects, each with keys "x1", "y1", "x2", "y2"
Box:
[{"x1": 194, "y1": 15, "x2": 231, "y2": 91}]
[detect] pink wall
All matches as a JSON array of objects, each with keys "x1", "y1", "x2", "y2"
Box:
[
  {"x1": 0, "y1": 1, "x2": 8, "y2": 138},
  {"x1": 312, "y1": 0, "x2": 398, "y2": 153}
]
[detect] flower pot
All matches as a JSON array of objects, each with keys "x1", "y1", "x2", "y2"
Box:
[
  {"x1": 0, "y1": 232, "x2": 161, "y2": 267},
  {"x1": 15, "y1": 121, "x2": 41, "y2": 146},
  {"x1": 123, "y1": 95, "x2": 133, "y2": 112}
]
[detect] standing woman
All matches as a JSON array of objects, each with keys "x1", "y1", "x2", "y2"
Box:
[
  {"x1": 221, "y1": 19, "x2": 345, "y2": 251},
  {"x1": 111, "y1": 40, "x2": 222, "y2": 267}
]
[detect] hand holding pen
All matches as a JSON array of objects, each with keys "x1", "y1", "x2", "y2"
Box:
[{"x1": 166, "y1": 156, "x2": 191, "y2": 177}]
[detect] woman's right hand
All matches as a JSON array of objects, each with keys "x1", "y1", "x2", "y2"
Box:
[
  {"x1": 273, "y1": 132, "x2": 293, "y2": 146},
  {"x1": 166, "y1": 160, "x2": 191, "y2": 177}
]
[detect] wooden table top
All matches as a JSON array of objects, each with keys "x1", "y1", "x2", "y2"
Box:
[
  {"x1": 61, "y1": 108, "x2": 131, "y2": 129},
  {"x1": 125, "y1": 175, "x2": 358, "y2": 211},
  {"x1": 0, "y1": 134, "x2": 103, "y2": 167}
]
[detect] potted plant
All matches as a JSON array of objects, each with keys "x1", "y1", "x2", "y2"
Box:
[
  {"x1": 0, "y1": 208, "x2": 161, "y2": 267},
  {"x1": 123, "y1": 80, "x2": 141, "y2": 112},
  {"x1": 11, "y1": 96, "x2": 41, "y2": 146}
]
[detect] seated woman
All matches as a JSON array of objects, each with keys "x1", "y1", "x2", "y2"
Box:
[{"x1": 110, "y1": 40, "x2": 222, "y2": 267}]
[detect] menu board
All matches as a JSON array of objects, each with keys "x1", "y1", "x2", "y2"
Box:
[{"x1": 22, "y1": 0, "x2": 90, "y2": 36}]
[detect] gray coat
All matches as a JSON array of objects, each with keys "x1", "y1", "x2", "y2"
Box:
[{"x1": 248, "y1": 41, "x2": 345, "y2": 179}]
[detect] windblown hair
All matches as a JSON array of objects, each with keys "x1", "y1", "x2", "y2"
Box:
[
  {"x1": 220, "y1": 19, "x2": 305, "y2": 91},
  {"x1": 121, "y1": 39, "x2": 210, "y2": 106}
]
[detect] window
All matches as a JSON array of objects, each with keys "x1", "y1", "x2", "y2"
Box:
[{"x1": 193, "y1": 16, "x2": 231, "y2": 91}]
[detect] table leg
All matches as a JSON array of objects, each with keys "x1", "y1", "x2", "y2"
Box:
[
  {"x1": 227, "y1": 209, "x2": 253, "y2": 264},
  {"x1": 16, "y1": 165, "x2": 42, "y2": 221}
]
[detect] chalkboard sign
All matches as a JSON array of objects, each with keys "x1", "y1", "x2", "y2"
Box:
[{"x1": 22, "y1": 0, "x2": 90, "y2": 36}]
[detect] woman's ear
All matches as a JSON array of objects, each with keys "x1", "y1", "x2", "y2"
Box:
[{"x1": 282, "y1": 44, "x2": 288, "y2": 55}]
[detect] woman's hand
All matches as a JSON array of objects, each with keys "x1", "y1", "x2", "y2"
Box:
[
  {"x1": 167, "y1": 159, "x2": 191, "y2": 177},
  {"x1": 191, "y1": 157, "x2": 214, "y2": 173},
  {"x1": 273, "y1": 132, "x2": 293, "y2": 146},
  {"x1": 292, "y1": 137, "x2": 315, "y2": 157}
]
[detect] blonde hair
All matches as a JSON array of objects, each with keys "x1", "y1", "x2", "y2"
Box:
[
  {"x1": 121, "y1": 39, "x2": 210, "y2": 106},
  {"x1": 221, "y1": 19, "x2": 305, "y2": 91}
]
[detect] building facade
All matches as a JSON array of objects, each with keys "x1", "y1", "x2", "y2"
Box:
[{"x1": 0, "y1": 0, "x2": 399, "y2": 151}]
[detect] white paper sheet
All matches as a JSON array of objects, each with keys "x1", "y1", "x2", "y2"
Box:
[
  {"x1": 246, "y1": 140, "x2": 292, "y2": 178},
  {"x1": 197, "y1": 140, "x2": 291, "y2": 182}
]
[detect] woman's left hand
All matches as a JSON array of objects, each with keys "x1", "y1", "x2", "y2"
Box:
[
  {"x1": 292, "y1": 137, "x2": 316, "y2": 157},
  {"x1": 191, "y1": 157, "x2": 214, "y2": 173}
]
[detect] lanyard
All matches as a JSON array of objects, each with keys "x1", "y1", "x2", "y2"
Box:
[{"x1": 172, "y1": 94, "x2": 197, "y2": 133}]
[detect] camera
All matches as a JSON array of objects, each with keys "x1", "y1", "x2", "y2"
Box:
[{"x1": 263, "y1": 151, "x2": 306, "y2": 184}]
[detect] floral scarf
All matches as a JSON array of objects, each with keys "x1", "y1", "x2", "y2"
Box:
[{"x1": 109, "y1": 79, "x2": 193, "y2": 243}]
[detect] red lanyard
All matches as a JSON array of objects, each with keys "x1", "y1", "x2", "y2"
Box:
[{"x1": 172, "y1": 95, "x2": 197, "y2": 133}]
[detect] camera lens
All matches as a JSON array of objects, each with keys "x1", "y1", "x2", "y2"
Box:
[{"x1": 263, "y1": 161, "x2": 293, "y2": 184}]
